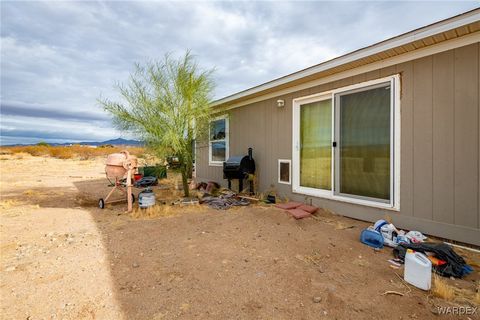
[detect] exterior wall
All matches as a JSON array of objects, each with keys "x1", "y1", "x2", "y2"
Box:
[{"x1": 197, "y1": 43, "x2": 480, "y2": 245}]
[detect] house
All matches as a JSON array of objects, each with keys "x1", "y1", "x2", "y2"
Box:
[{"x1": 196, "y1": 9, "x2": 480, "y2": 246}]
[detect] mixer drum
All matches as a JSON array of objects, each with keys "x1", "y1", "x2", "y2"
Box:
[
  {"x1": 105, "y1": 152, "x2": 130, "y2": 179},
  {"x1": 106, "y1": 152, "x2": 128, "y2": 166}
]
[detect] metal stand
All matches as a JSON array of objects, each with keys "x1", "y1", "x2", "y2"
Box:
[
  {"x1": 126, "y1": 169, "x2": 133, "y2": 212},
  {"x1": 98, "y1": 168, "x2": 135, "y2": 211}
]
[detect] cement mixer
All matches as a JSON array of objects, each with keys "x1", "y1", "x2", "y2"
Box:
[{"x1": 98, "y1": 150, "x2": 138, "y2": 212}]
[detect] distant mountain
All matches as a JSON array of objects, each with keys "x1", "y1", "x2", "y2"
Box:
[
  {"x1": 81, "y1": 138, "x2": 143, "y2": 146},
  {"x1": 3, "y1": 138, "x2": 143, "y2": 147}
]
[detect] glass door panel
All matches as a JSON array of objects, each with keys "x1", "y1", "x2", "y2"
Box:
[
  {"x1": 336, "y1": 83, "x2": 391, "y2": 201},
  {"x1": 300, "y1": 99, "x2": 332, "y2": 190}
]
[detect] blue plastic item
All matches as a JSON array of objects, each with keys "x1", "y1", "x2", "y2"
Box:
[
  {"x1": 462, "y1": 264, "x2": 474, "y2": 276},
  {"x1": 374, "y1": 219, "x2": 389, "y2": 232},
  {"x1": 360, "y1": 228, "x2": 384, "y2": 248}
]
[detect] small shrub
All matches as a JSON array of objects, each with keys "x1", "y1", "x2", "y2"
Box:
[
  {"x1": 49, "y1": 147, "x2": 75, "y2": 159},
  {"x1": 23, "y1": 145, "x2": 49, "y2": 156}
]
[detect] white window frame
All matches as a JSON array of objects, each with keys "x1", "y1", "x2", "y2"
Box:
[
  {"x1": 278, "y1": 159, "x2": 292, "y2": 185},
  {"x1": 292, "y1": 92, "x2": 333, "y2": 198},
  {"x1": 292, "y1": 74, "x2": 401, "y2": 211},
  {"x1": 209, "y1": 115, "x2": 229, "y2": 166}
]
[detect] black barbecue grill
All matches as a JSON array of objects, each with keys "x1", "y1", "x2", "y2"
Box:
[{"x1": 223, "y1": 148, "x2": 255, "y2": 194}]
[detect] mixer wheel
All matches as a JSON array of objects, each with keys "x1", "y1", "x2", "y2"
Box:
[
  {"x1": 98, "y1": 198, "x2": 105, "y2": 209},
  {"x1": 131, "y1": 194, "x2": 135, "y2": 204}
]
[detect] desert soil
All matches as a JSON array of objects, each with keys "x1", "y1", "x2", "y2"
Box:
[{"x1": 0, "y1": 154, "x2": 478, "y2": 320}]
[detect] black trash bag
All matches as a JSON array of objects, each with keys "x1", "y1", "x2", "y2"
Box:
[{"x1": 393, "y1": 242, "x2": 467, "y2": 278}]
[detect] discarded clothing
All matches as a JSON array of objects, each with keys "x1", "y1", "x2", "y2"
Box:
[
  {"x1": 202, "y1": 194, "x2": 250, "y2": 210},
  {"x1": 393, "y1": 242, "x2": 472, "y2": 278},
  {"x1": 405, "y1": 231, "x2": 427, "y2": 243}
]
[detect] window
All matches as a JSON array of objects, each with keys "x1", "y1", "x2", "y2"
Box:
[
  {"x1": 209, "y1": 115, "x2": 229, "y2": 165},
  {"x1": 278, "y1": 159, "x2": 291, "y2": 184},
  {"x1": 292, "y1": 75, "x2": 400, "y2": 209}
]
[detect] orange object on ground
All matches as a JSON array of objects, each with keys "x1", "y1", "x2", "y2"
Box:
[
  {"x1": 275, "y1": 202, "x2": 302, "y2": 210},
  {"x1": 298, "y1": 204, "x2": 318, "y2": 214},
  {"x1": 427, "y1": 256, "x2": 447, "y2": 266},
  {"x1": 288, "y1": 208, "x2": 311, "y2": 219}
]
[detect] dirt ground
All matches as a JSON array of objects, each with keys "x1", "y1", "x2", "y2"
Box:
[{"x1": 0, "y1": 154, "x2": 479, "y2": 320}]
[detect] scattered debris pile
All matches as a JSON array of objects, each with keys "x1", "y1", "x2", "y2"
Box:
[
  {"x1": 194, "y1": 182, "x2": 251, "y2": 210},
  {"x1": 393, "y1": 242, "x2": 473, "y2": 278},
  {"x1": 359, "y1": 218, "x2": 475, "y2": 292},
  {"x1": 202, "y1": 193, "x2": 250, "y2": 210}
]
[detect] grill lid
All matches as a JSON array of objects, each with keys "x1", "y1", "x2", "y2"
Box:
[{"x1": 224, "y1": 156, "x2": 243, "y2": 166}]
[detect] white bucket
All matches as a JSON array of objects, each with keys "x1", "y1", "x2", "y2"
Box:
[{"x1": 404, "y1": 250, "x2": 432, "y2": 290}]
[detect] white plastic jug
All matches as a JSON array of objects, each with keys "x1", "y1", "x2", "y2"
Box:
[{"x1": 404, "y1": 250, "x2": 432, "y2": 290}]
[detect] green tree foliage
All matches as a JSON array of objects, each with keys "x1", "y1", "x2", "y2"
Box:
[{"x1": 100, "y1": 52, "x2": 214, "y2": 196}]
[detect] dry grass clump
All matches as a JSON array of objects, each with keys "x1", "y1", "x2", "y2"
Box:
[
  {"x1": 432, "y1": 275, "x2": 456, "y2": 301},
  {"x1": 23, "y1": 189, "x2": 45, "y2": 197},
  {"x1": 49, "y1": 147, "x2": 74, "y2": 159},
  {"x1": 0, "y1": 145, "x2": 145, "y2": 160},
  {"x1": 432, "y1": 275, "x2": 480, "y2": 305},
  {"x1": 0, "y1": 199, "x2": 21, "y2": 210},
  {"x1": 74, "y1": 194, "x2": 99, "y2": 207},
  {"x1": 131, "y1": 203, "x2": 208, "y2": 219}
]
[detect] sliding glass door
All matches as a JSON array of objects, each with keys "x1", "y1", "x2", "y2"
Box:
[
  {"x1": 292, "y1": 75, "x2": 398, "y2": 209},
  {"x1": 335, "y1": 82, "x2": 392, "y2": 203}
]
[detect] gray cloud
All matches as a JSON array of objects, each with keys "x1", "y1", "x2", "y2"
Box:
[
  {"x1": 1, "y1": 101, "x2": 109, "y2": 122},
  {"x1": 1, "y1": 1, "x2": 478, "y2": 145},
  {"x1": 1, "y1": 128, "x2": 98, "y2": 141}
]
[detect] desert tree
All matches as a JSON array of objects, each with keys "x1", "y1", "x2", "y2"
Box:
[{"x1": 99, "y1": 52, "x2": 215, "y2": 197}]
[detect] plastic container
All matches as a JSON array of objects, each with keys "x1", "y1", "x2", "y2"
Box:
[
  {"x1": 138, "y1": 188, "x2": 156, "y2": 209},
  {"x1": 380, "y1": 223, "x2": 398, "y2": 247},
  {"x1": 404, "y1": 250, "x2": 432, "y2": 290},
  {"x1": 360, "y1": 227, "x2": 384, "y2": 249}
]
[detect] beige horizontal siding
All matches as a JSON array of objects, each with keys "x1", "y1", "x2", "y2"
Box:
[{"x1": 196, "y1": 42, "x2": 480, "y2": 245}]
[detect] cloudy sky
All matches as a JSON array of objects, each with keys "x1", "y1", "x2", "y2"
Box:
[{"x1": 1, "y1": 1, "x2": 478, "y2": 145}]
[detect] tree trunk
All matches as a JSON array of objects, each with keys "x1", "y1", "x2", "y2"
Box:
[
  {"x1": 186, "y1": 138, "x2": 194, "y2": 179},
  {"x1": 181, "y1": 164, "x2": 189, "y2": 198}
]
